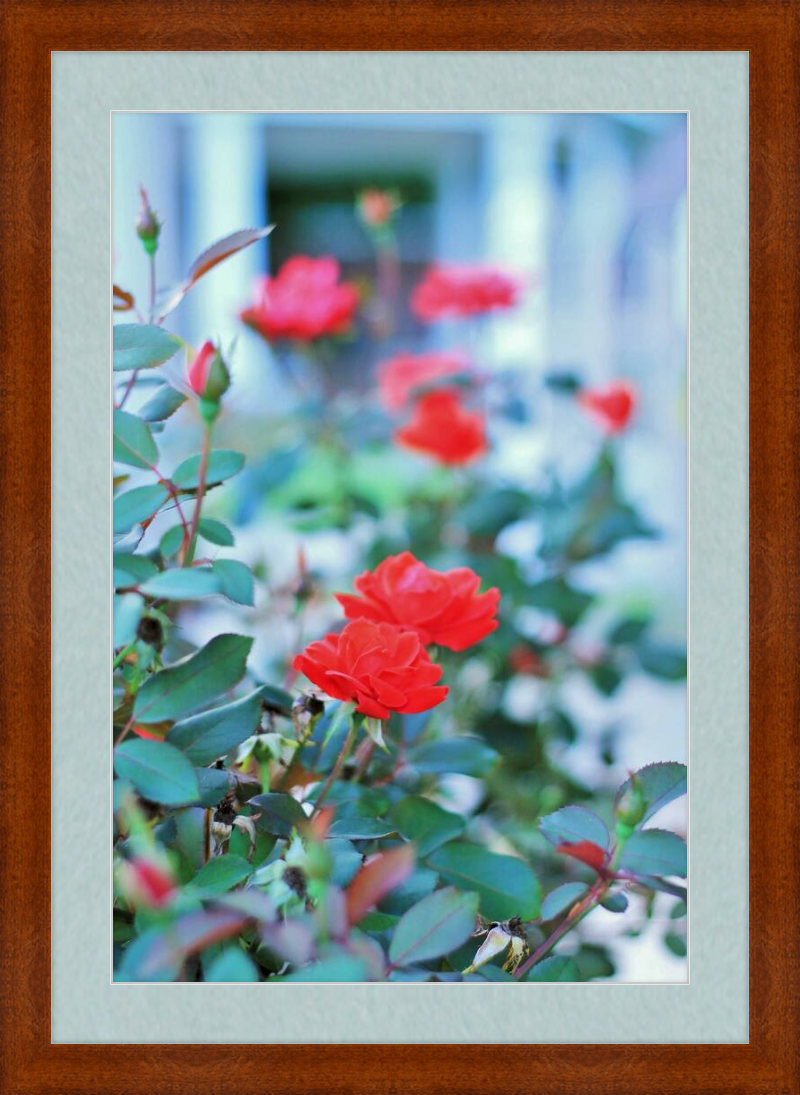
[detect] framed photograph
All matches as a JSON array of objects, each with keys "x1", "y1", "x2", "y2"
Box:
[{"x1": 2, "y1": 3, "x2": 796, "y2": 1093}]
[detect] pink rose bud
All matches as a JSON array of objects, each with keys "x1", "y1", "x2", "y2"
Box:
[
  {"x1": 123, "y1": 856, "x2": 176, "y2": 908},
  {"x1": 187, "y1": 340, "x2": 230, "y2": 403}
]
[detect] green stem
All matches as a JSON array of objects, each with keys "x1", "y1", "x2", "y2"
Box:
[
  {"x1": 113, "y1": 641, "x2": 137, "y2": 671},
  {"x1": 311, "y1": 718, "x2": 356, "y2": 818},
  {"x1": 182, "y1": 424, "x2": 212, "y2": 565}
]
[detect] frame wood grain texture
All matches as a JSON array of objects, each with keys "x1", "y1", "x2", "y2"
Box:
[{"x1": 0, "y1": 1, "x2": 796, "y2": 1091}]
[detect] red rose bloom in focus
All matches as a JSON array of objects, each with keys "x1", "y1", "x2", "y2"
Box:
[
  {"x1": 335, "y1": 551, "x2": 500, "y2": 652},
  {"x1": 578, "y1": 382, "x2": 636, "y2": 434},
  {"x1": 411, "y1": 264, "x2": 521, "y2": 321},
  {"x1": 394, "y1": 389, "x2": 488, "y2": 465},
  {"x1": 377, "y1": 351, "x2": 472, "y2": 412},
  {"x1": 292, "y1": 619, "x2": 448, "y2": 719},
  {"x1": 240, "y1": 256, "x2": 359, "y2": 343}
]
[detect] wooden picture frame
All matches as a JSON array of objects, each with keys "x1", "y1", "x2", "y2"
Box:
[{"x1": 1, "y1": 2, "x2": 796, "y2": 1091}]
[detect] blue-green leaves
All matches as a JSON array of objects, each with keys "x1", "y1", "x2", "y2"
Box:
[
  {"x1": 426, "y1": 844, "x2": 541, "y2": 921},
  {"x1": 166, "y1": 690, "x2": 263, "y2": 765},
  {"x1": 539, "y1": 806, "x2": 610, "y2": 852},
  {"x1": 113, "y1": 739, "x2": 199, "y2": 806},
  {"x1": 113, "y1": 323, "x2": 181, "y2": 372},
  {"x1": 614, "y1": 763, "x2": 687, "y2": 826},
  {"x1": 618, "y1": 829, "x2": 687, "y2": 879},
  {"x1": 391, "y1": 796, "x2": 465, "y2": 857},
  {"x1": 113, "y1": 409, "x2": 159, "y2": 469},
  {"x1": 407, "y1": 737, "x2": 499, "y2": 777},
  {"x1": 388, "y1": 887, "x2": 478, "y2": 968},
  {"x1": 133, "y1": 634, "x2": 253, "y2": 724},
  {"x1": 172, "y1": 450, "x2": 245, "y2": 491}
]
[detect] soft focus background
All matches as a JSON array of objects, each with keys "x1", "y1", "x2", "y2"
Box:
[{"x1": 113, "y1": 111, "x2": 687, "y2": 981}]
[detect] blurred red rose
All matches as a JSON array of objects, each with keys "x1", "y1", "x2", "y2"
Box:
[
  {"x1": 377, "y1": 350, "x2": 472, "y2": 412},
  {"x1": 121, "y1": 856, "x2": 176, "y2": 908},
  {"x1": 394, "y1": 389, "x2": 488, "y2": 465},
  {"x1": 578, "y1": 382, "x2": 636, "y2": 434},
  {"x1": 411, "y1": 264, "x2": 522, "y2": 321},
  {"x1": 336, "y1": 551, "x2": 500, "y2": 652},
  {"x1": 240, "y1": 256, "x2": 359, "y2": 342},
  {"x1": 357, "y1": 188, "x2": 400, "y2": 229},
  {"x1": 292, "y1": 619, "x2": 448, "y2": 719}
]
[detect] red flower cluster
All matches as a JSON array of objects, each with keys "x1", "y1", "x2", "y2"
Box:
[
  {"x1": 578, "y1": 382, "x2": 636, "y2": 434},
  {"x1": 335, "y1": 551, "x2": 500, "y2": 651},
  {"x1": 292, "y1": 619, "x2": 447, "y2": 720},
  {"x1": 394, "y1": 390, "x2": 487, "y2": 466},
  {"x1": 377, "y1": 350, "x2": 472, "y2": 412},
  {"x1": 293, "y1": 553, "x2": 500, "y2": 717},
  {"x1": 411, "y1": 264, "x2": 522, "y2": 322},
  {"x1": 240, "y1": 256, "x2": 359, "y2": 343}
]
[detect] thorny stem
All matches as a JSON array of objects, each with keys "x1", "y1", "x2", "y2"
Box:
[
  {"x1": 353, "y1": 738, "x2": 377, "y2": 783},
  {"x1": 310, "y1": 719, "x2": 356, "y2": 818},
  {"x1": 514, "y1": 876, "x2": 609, "y2": 981}
]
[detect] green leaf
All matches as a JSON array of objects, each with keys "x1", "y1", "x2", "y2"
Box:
[
  {"x1": 204, "y1": 946, "x2": 259, "y2": 982},
  {"x1": 619, "y1": 829, "x2": 687, "y2": 878},
  {"x1": 539, "y1": 806, "x2": 610, "y2": 851},
  {"x1": 188, "y1": 855, "x2": 253, "y2": 895},
  {"x1": 159, "y1": 525, "x2": 185, "y2": 558},
  {"x1": 614, "y1": 762, "x2": 687, "y2": 825},
  {"x1": 664, "y1": 932, "x2": 687, "y2": 958},
  {"x1": 212, "y1": 559, "x2": 255, "y2": 606},
  {"x1": 391, "y1": 796, "x2": 465, "y2": 857},
  {"x1": 426, "y1": 844, "x2": 541, "y2": 921},
  {"x1": 250, "y1": 792, "x2": 308, "y2": 838},
  {"x1": 198, "y1": 518, "x2": 235, "y2": 546},
  {"x1": 540, "y1": 882, "x2": 587, "y2": 921},
  {"x1": 113, "y1": 409, "x2": 159, "y2": 469},
  {"x1": 327, "y1": 817, "x2": 396, "y2": 841},
  {"x1": 113, "y1": 484, "x2": 169, "y2": 534},
  {"x1": 637, "y1": 641, "x2": 687, "y2": 680},
  {"x1": 167, "y1": 690, "x2": 263, "y2": 766},
  {"x1": 408, "y1": 737, "x2": 499, "y2": 777},
  {"x1": 114, "y1": 738, "x2": 199, "y2": 806},
  {"x1": 139, "y1": 567, "x2": 222, "y2": 601},
  {"x1": 195, "y1": 766, "x2": 237, "y2": 807},
  {"x1": 378, "y1": 867, "x2": 438, "y2": 916},
  {"x1": 283, "y1": 955, "x2": 368, "y2": 982},
  {"x1": 523, "y1": 955, "x2": 580, "y2": 982},
  {"x1": 113, "y1": 593, "x2": 143, "y2": 648},
  {"x1": 388, "y1": 887, "x2": 478, "y2": 967},
  {"x1": 600, "y1": 892, "x2": 629, "y2": 913},
  {"x1": 173, "y1": 450, "x2": 245, "y2": 491},
  {"x1": 139, "y1": 383, "x2": 188, "y2": 422},
  {"x1": 133, "y1": 634, "x2": 253, "y2": 723},
  {"x1": 527, "y1": 577, "x2": 593, "y2": 627},
  {"x1": 113, "y1": 323, "x2": 181, "y2": 372},
  {"x1": 113, "y1": 553, "x2": 159, "y2": 586},
  {"x1": 607, "y1": 616, "x2": 650, "y2": 645}
]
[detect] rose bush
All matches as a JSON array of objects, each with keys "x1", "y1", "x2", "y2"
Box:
[{"x1": 112, "y1": 185, "x2": 687, "y2": 984}]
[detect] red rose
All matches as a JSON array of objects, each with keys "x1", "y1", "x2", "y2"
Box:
[
  {"x1": 394, "y1": 389, "x2": 488, "y2": 465},
  {"x1": 377, "y1": 350, "x2": 472, "y2": 412},
  {"x1": 292, "y1": 619, "x2": 448, "y2": 719},
  {"x1": 411, "y1": 264, "x2": 521, "y2": 321},
  {"x1": 240, "y1": 256, "x2": 359, "y2": 343},
  {"x1": 336, "y1": 551, "x2": 500, "y2": 652},
  {"x1": 578, "y1": 382, "x2": 636, "y2": 434}
]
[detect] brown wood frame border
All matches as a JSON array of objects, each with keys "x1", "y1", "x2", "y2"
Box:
[{"x1": 0, "y1": 2, "x2": 796, "y2": 1092}]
